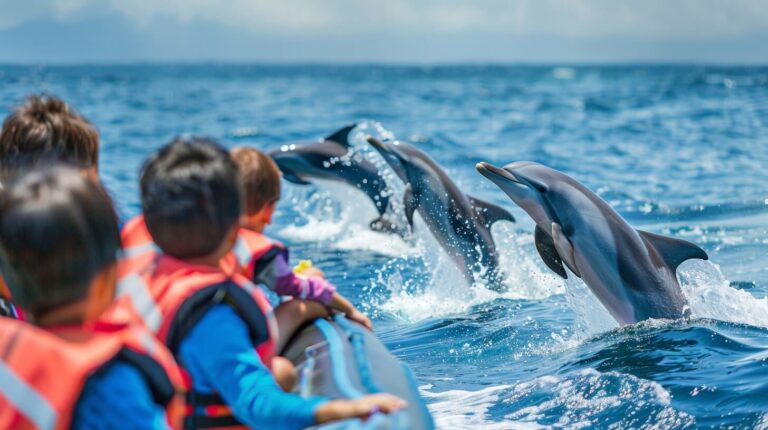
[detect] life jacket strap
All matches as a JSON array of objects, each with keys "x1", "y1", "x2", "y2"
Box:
[{"x1": 185, "y1": 390, "x2": 242, "y2": 429}]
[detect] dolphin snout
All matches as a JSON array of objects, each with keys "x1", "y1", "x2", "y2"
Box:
[{"x1": 476, "y1": 162, "x2": 518, "y2": 183}]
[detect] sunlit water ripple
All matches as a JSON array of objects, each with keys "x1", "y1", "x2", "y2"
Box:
[{"x1": 2, "y1": 65, "x2": 768, "y2": 429}]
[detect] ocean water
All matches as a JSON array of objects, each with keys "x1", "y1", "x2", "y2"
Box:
[{"x1": 2, "y1": 64, "x2": 768, "y2": 429}]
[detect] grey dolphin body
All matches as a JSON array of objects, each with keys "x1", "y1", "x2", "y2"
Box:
[
  {"x1": 268, "y1": 125, "x2": 400, "y2": 234},
  {"x1": 477, "y1": 161, "x2": 708, "y2": 325},
  {"x1": 368, "y1": 137, "x2": 515, "y2": 290}
]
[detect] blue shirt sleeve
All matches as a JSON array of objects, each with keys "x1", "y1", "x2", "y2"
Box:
[
  {"x1": 73, "y1": 360, "x2": 170, "y2": 430},
  {"x1": 179, "y1": 304, "x2": 328, "y2": 430}
]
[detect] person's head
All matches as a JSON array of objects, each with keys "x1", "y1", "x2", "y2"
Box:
[
  {"x1": 0, "y1": 166, "x2": 120, "y2": 323},
  {"x1": 230, "y1": 146, "x2": 281, "y2": 232},
  {"x1": 0, "y1": 94, "x2": 100, "y2": 183},
  {"x1": 141, "y1": 136, "x2": 242, "y2": 262}
]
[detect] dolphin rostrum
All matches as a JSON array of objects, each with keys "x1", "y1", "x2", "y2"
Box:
[
  {"x1": 268, "y1": 125, "x2": 401, "y2": 234},
  {"x1": 368, "y1": 136, "x2": 515, "y2": 290},
  {"x1": 477, "y1": 161, "x2": 708, "y2": 325}
]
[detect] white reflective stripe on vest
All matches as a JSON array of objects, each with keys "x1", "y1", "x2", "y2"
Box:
[
  {"x1": 233, "y1": 236, "x2": 252, "y2": 268},
  {"x1": 0, "y1": 360, "x2": 57, "y2": 430},
  {"x1": 117, "y1": 273, "x2": 163, "y2": 333},
  {"x1": 121, "y1": 242, "x2": 159, "y2": 259},
  {"x1": 239, "y1": 279, "x2": 279, "y2": 340}
]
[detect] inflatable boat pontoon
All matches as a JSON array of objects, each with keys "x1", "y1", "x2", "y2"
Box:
[{"x1": 282, "y1": 315, "x2": 435, "y2": 430}]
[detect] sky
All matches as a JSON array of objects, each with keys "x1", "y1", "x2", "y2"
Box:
[{"x1": 0, "y1": 0, "x2": 767, "y2": 64}]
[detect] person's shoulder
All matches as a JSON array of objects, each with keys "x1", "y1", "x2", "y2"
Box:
[{"x1": 74, "y1": 359, "x2": 166, "y2": 429}]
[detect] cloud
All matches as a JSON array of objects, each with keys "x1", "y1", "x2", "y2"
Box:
[{"x1": 2, "y1": 0, "x2": 767, "y2": 38}]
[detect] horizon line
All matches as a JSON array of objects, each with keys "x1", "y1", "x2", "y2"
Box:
[{"x1": 1, "y1": 60, "x2": 767, "y2": 68}]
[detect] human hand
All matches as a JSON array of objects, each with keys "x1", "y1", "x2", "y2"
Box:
[
  {"x1": 302, "y1": 267, "x2": 326, "y2": 279},
  {"x1": 347, "y1": 309, "x2": 373, "y2": 331},
  {"x1": 315, "y1": 394, "x2": 407, "y2": 424}
]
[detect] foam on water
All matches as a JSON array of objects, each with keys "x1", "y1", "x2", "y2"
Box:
[
  {"x1": 504, "y1": 368, "x2": 695, "y2": 429},
  {"x1": 420, "y1": 384, "x2": 529, "y2": 430}
]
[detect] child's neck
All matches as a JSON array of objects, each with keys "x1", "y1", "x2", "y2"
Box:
[
  {"x1": 35, "y1": 301, "x2": 86, "y2": 328},
  {"x1": 245, "y1": 221, "x2": 266, "y2": 233},
  {"x1": 185, "y1": 254, "x2": 223, "y2": 268}
]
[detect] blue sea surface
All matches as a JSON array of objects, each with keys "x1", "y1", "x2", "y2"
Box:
[{"x1": 2, "y1": 64, "x2": 768, "y2": 429}]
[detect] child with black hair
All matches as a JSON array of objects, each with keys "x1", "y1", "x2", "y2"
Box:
[
  {"x1": 0, "y1": 94, "x2": 103, "y2": 320},
  {"x1": 0, "y1": 166, "x2": 183, "y2": 429},
  {"x1": 117, "y1": 137, "x2": 405, "y2": 429}
]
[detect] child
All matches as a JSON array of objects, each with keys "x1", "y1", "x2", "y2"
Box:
[
  {"x1": 119, "y1": 149, "x2": 371, "y2": 389},
  {"x1": 118, "y1": 137, "x2": 404, "y2": 429},
  {"x1": 229, "y1": 146, "x2": 372, "y2": 330},
  {"x1": 0, "y1": 94, "x2": 101, "y2": 320},
  {"x1": 0, "y1": 95, "x2": 100, "y2": 183},
  {"x1": 0, "y1": 166, "x2": 183, "y2": 429}
]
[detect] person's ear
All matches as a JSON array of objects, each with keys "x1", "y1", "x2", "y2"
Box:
[
  {"x1": 260, "y1": 201, "x2": 277, "y2": 225},
  {"x1": 80, "y1": 167, "x2": 100, "y2": 184},
  {"x1": 84, "y1": 263, "x2": 117, "y2": 322}
]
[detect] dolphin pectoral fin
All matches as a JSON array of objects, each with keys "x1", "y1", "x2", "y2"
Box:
[
  {"x1": 637, "y1": 230, "x2": 709, "y2": 273},
  {"x1": 282, "y1": 171, "x2": 312, "y2": 185},
  {"x1": 534, "y1": 225, "x2": 568, "y2": 279},
  {"x1": 403, "y1": 185, "x2": 419, "y2": 229},
  {"x1": 324, "y1": 124, "x2": 357, "y2": 147},
  {"x1": 468, "y1": 195, "x2": 516, "y2": 227},
  {"x1": 551, "y1": 223, "x2": 581, "y2": 278}
]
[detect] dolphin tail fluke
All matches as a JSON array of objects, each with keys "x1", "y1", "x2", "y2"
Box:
[
  {"x1": 468, "y1": 196, "x2": 515, "y2": 227},
  {"x1": 637, "y1": 230, "x2": 709, "y2": 273},
  {"x1": 324, "y1": 124, "x2": 357, "y2": 147},
  {"x1": 369, "y1": 214, "x2": 406, "y2": 238}
]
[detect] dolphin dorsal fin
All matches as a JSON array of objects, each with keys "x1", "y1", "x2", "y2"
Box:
[
  {"x1": 324, "y1": 124, "x2": 357, "y2": 147},
  {"x1": 535, "y1": 225, "x2": 567, "y2": 279},
  {"x1": 468, "y1": 196, "x2": 515, "y2": 227},
  {"x1": 637, "y1": 230, "x2": 708, "y2": 273}
]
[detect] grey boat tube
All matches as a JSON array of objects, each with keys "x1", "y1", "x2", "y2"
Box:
[{"x1": 281, "y1": 314, "x2": 435, "y2": 430}]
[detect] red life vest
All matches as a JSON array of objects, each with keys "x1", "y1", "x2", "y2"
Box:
[
  {"x1": 225, "y1": 228, "x2": 288, "y2": 290},
  {"x1": 118, "y1": 215, "x2": 286, "y2": 293},
  {"x1": 0, "y1": 318, "x2": 184, "y2": 430},
  {"x1": 115, "y1": 255, "x2": 277, "y2": 429},
  {"x1": 118, "y1": 215, "x2": 159, "y2": 280}
]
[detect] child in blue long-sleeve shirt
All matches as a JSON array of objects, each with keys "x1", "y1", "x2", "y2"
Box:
[
  {"x1": 122, "y1": 136, "x2": 404, "y2": 429},
  {"x1": 0, "y1": 166, "x2": 183, "y2": 429}
]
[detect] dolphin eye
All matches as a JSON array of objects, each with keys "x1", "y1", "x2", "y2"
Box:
[{"x1": 536, "y1": 185, "x2": 548, "y2": 193}]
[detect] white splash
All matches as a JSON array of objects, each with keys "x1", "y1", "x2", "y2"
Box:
[
  {"x1": 376, "y1": 222, "x2": 565, "y2": 322},
  {"x1": 277, "y1": 180, "x2": 414, "y2": 258},
  {"x1": 679, "y1": 259, "x2": 768, "y2": 327}
]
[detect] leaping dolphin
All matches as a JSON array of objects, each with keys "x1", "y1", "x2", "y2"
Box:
[
  {"x1": 268, "y1": 125, "x2": 401, "y2": 234},
  {"x1": 476, "y1": 161, "x2": 708, "y2": 325},
  {"x1": 368, "y1": 137, "x2": 515, "y2": 290}
]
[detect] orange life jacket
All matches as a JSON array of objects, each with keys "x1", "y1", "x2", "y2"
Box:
[
  {"x1": 115, "y1": 254, "x2": 277, "y2": 429},
  {"x1": 225, "y1": 228, "x2": 288, "y2": 291},
  {"x1": 118, "y1": 215, "x2": 159, "y2": 280},
  {"x1": 118, "y1": 215, "x2": 286, "y2": 295},
  {"x1": 0, "y1": 318, "x2": 184, "y2": 430}
]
